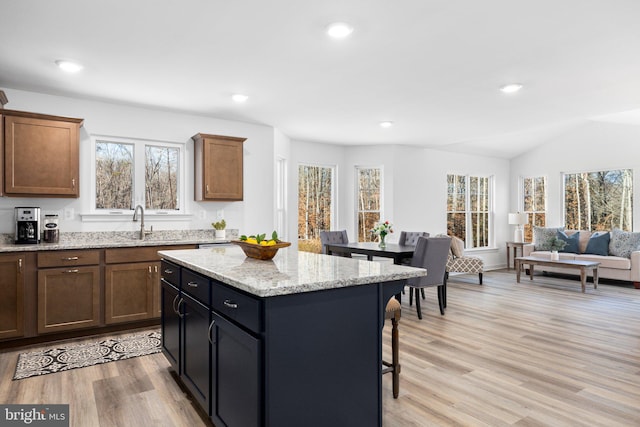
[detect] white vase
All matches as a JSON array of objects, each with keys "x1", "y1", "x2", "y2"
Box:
[
  {"x1": 550, "y1": 250, "x2": 559, "y2": 261},
  {"x1": 215, "y1": 229, "x2": 226, "y2": 240}
]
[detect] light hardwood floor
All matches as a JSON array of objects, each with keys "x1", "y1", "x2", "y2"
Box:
[{"x1": 1, "y1": 270, "x2": 639, "y2": 427}]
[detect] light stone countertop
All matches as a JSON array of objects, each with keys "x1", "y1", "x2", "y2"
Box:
[
  {"x1": 0, "y1": 229, "x2": 237, "y2": 252},
  {"x1": 158, "y1": 246, "x2": 426, "y2": 297}
]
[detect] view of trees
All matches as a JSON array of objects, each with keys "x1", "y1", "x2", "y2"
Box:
[
  {"x1": 564, "y1": 169, "x2": 633, "y2": 231},
  {"x1": 96, "y1": 141, "x2": 179, "y2": 211},
  {"x1": 447, "y1": 174, "x2": 490, "y2": 248},
  {"x1": 145, "y1": 145, "x2": 178, "y2": 210},
  {"x1": 298, "y1": 165, "x2": 333, "y2": 253},
  {"x1": 96, "y1": 142, "x2": 133, "y2": 209},
  {"x1": 523, "y1": 176, "x2": 546, "y2": 242},
  {"x1": 357, "y1": 168, "x2": 381, "y2": 242}
]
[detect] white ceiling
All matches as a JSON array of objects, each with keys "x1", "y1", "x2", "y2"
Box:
[{"x1": 2, "y1": 0, "x2": 640, "y2": 158}]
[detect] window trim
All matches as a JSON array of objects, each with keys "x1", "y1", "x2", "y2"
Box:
[
  {"x1": 88, "y1": 134, "x2": 187, "y2": 218},
  {"x1": 447, "y1": 173, "x2": 494, "y2": 250},
  {"x1": 520, "y1": 175, "x2": 547, "y2": 240},
  {"x1": 354, "y1": 165, "x2": 384, "y2": 242}
]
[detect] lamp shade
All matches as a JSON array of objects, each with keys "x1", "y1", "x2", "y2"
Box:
[{"x1": 508, "y1": 212, "x2": 528, "y2": 225}]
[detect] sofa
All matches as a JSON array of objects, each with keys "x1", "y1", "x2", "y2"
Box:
[{"x1": 523, "y1": 227, "x2": 640, "y2": 288}]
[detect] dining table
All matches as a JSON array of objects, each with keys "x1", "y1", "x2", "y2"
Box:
[{"x1": 324, "y1": 241, "x2": 416, "y2": 265}]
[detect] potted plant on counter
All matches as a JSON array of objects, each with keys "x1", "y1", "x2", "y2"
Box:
[{"x1": 212, "y1": 219, "x2": 227, "y2": 240}]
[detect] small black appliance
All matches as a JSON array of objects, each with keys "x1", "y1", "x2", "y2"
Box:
[{"x1": 15, "y1": 207, "x2": 41, "y2": 244}]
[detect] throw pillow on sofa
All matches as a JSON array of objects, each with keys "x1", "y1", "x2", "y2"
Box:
[
  {"x1": 557, "y1": 231, "x2": 580, "y2": 253},
  {"x1": 584, "y1": 231, "x2": 611, "y2": 256},
  {"x1": 533, "y1": 226, "x2": 565, "y2": 251},
  {"x1": 609, "y1": 228, "x2": 640, "y2": 258}
]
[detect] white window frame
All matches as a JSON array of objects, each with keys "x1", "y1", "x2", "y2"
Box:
[
  {"x1": 297, "y1": 162, "x2": 337, "y2": 235},
  {"x1": 447, "y1": 173, "x2": 494, "y2": 250},
  {"x1": 354, "y1": 165, "x2": 384, "y2": 242},
  {"x1": 84, "y1": 134, "x2": 187, "y2": 222}
]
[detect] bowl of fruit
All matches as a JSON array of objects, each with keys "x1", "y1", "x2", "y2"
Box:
[{"x1": 232, "y1": 231, "x2": 291, "y2": 260}]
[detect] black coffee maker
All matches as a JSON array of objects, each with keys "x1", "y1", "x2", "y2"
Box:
[{"x1": 15, "y1": 207, "x2": 41, "y2": 244}]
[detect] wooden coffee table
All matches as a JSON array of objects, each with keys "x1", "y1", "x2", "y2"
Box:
[{"x1": 515, "y1": 256, "x2": 600, "y2": 293}]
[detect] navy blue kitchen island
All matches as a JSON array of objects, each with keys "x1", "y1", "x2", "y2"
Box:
[{"x1": 159, "y1": 247, "x2": 425, "y2": 427}]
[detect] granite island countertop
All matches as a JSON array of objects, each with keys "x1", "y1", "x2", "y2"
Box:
[
  {"x1": 0, "y1": 229, "x2": 237, "y2": 253},
  {"x1": 158, "y1": 246, "x2": 426, "y2": 297}
]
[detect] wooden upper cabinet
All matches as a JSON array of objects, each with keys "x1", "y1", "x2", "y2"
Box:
[
  {"x1": 193, "y1": 133, "x2": 246, "y2": 201},
  {"x1": 3, "y1": 109, "x2": 83, "y2": 197}
]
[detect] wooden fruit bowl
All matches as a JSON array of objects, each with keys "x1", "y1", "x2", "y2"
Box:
[{"x1": 231, "y1": 240, "x2": 291, "y2": 260}]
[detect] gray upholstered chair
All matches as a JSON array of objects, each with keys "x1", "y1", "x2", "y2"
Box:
[
  {"x1": 407, "y1": 236, "x2": 451, "y2": 319},
  {"x1": 398, "y1": 231, "x2": 429, "y2": 246},
  {"x1": 319, "y1": 230, "x2": 350, "y2": 256}
]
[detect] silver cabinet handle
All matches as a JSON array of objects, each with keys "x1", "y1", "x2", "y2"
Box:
[
  {"x1": 172, "y1": 294, "x2": 180, "y2": 314},
  {"x1": 208, "y1": 319, "x2": 216, "y2": 345},
  {"x1": 63, "y1": 256, "x2": 79, "y2": 261},
  {"x1": 64, "y1": 269, "x2": 79, "y2": 273},
  {"x1": 177, "y1": 298, "x2": 184, "y2": 319},
  {"x1": 164, "y1": 269, "x2": 173, "y2": 274},
  {"x1": 187, "y1": 281, "x2": 198, "y2": 288},
  {"x1": 223, "y1": 300, "x2": 238, "y2": 309}
]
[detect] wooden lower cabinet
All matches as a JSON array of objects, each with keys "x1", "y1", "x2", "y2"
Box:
[
  {"x1": 0, "y1": 254, "x2": 25, "y2": 340},
  {"x1": 105, "y1": 262, "x2": 157, "y2": 324},
  {"x1": 37, "y1": 266, "x2": 100, "y2": 334},
  {"x1": 181, "y1": 292, "x2": 211, "y2": 411},
  {"x1": 161, "y1": 278, "x2": 181, "y2": 372}
]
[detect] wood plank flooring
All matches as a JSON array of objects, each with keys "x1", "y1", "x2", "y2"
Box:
[{"x1": 1, "y1": 270, "x2": 639, "y2": 426}]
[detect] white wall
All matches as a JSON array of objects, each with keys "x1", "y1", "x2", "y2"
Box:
[
  {"x1": 0, "y1": 88, "x2": 275, "y2": 235},
  {"x1": 510, "y1": 121, "x2": 640, "y2": 230},
  {"x1": 290, "y1": 140, "x2": 510, "y2": 269}
]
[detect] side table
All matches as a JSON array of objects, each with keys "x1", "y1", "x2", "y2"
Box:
[{"x1": 506, "y1": 241, "x2": 528, "y2": 269}]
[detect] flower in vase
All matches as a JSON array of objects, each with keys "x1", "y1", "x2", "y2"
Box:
[{"x1": 371, "y1": 221, "x2": 394, "y2": 239}]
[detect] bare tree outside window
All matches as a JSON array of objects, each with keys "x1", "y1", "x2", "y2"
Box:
[
  {"x1": 96, "y1": 141, "x2": 133, "y2": 209},
  {"x1": 145, "y1": 145, "x2": 179, "y2": 210},
  {"x1": 298, "y1": 165, "x2": 333, "y2": 253},
  {"x1": 523, "y1": 176, "x2": 546, "y2": 241},
  {"x1": 564, "y1": 169, "x2": 633, "y2": 231},
  {"x1": 447, "y1": 174, "x2": 492, "y2": 248},
  {"x1": 357, "y1": 167, "x2": 381, "y2": 242}
]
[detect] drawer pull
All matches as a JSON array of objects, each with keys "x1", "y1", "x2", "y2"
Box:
[
  {"x1": 223, "y1": 300, "x2": 238, "y2": 309},
  {"x1": 63, "y1": 256, "x2": 79, "y2": 261},
  {"x1": 164, "y1": 269, "x2": 173, "y2": 274},
  {"x1": 64, "y1": 269, "x2": 79, "y2": 273},
  {"x1": 208, "y1": 320, "x2": 216, "y2": 344},
  {"x1": 187, "y1": 281, "x2": 198, "y2": 288}
]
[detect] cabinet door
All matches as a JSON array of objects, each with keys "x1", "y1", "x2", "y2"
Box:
[
  {"x1": 0, "y1": 254, "x2": 25, "y2": 340},
  {"x1": 210, "y1": 311, "x2": 262, "y2": 427},
  {"x1": 4, "y1": 114, "x2": 80, "y2": 197},
  {"x1": 161, "y1": 279, "x2": 181, "y2": 373},
  {"x1": 181, "y1": 293, "x2": 211, "y2": 412},
  {"x1": 37, "y1": 266, "x2": 100, "y2": 334},
  {"x1": 105, "y1": 263, "x2": 154, "y2": 324},
  {"x1": 152, "y1": 262, "x2": 161, "y2": 317},
  {"x1": 194, "y1": 134, "x2": 245, "y2": 201}
]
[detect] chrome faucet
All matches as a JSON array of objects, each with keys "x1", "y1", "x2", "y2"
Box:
[{"x1": 133, "y1": 205, "x2": 152, "y2": 240}]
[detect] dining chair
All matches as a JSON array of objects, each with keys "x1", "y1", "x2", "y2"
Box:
[
  {"x1": 398, "y1": 231, "x2": 430, "y2": 246},
  {"x1": 407, "y1": 236, "x2": 451, "y2": 319},
  {"x1": 319, "y1": 230, "x2": 351, "y2": 257}
]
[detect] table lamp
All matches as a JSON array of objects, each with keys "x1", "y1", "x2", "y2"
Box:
[{"x1": 508, "y1": 212, "x2": 528, "y2": 243}]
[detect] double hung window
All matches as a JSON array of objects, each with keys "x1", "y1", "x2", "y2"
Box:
[{"x1": 447, "y1": 174, "x2": 493, "y2": 248}]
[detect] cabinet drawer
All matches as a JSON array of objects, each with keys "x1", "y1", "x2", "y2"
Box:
[
  {"x1": 182, "y1": 269, "x2": 210, "y2": 305},
  {"x1": 160, "y1": 261, "x2": 180, "y2": 287},
  {"x1": 212, "y1": 283, "x2": 262, "y2": 334},
  {"x1": 38, "y1": 250, "x2": 100, "y2": 267}
]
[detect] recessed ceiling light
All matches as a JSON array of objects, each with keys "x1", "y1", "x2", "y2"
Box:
[
  {"x1": 500, "y1": 83, "x2": 523, "y2": 94},
  {"x1": 326, "y1": 22, "x2": 353, "y2": 39},
  {"x1": 55, "y1": 60, "x2": 83, "y2": 73},
  {"x1": 232, "y1": 94, "x2": 249, "y2": 103},
  {"x1": 379, "y1": 121, "x2": 394, "y2": 128}
]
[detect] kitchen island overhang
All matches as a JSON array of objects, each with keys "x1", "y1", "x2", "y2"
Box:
[{"x1": 158, "y1": 247, "x2": 425, "y2": 427}]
